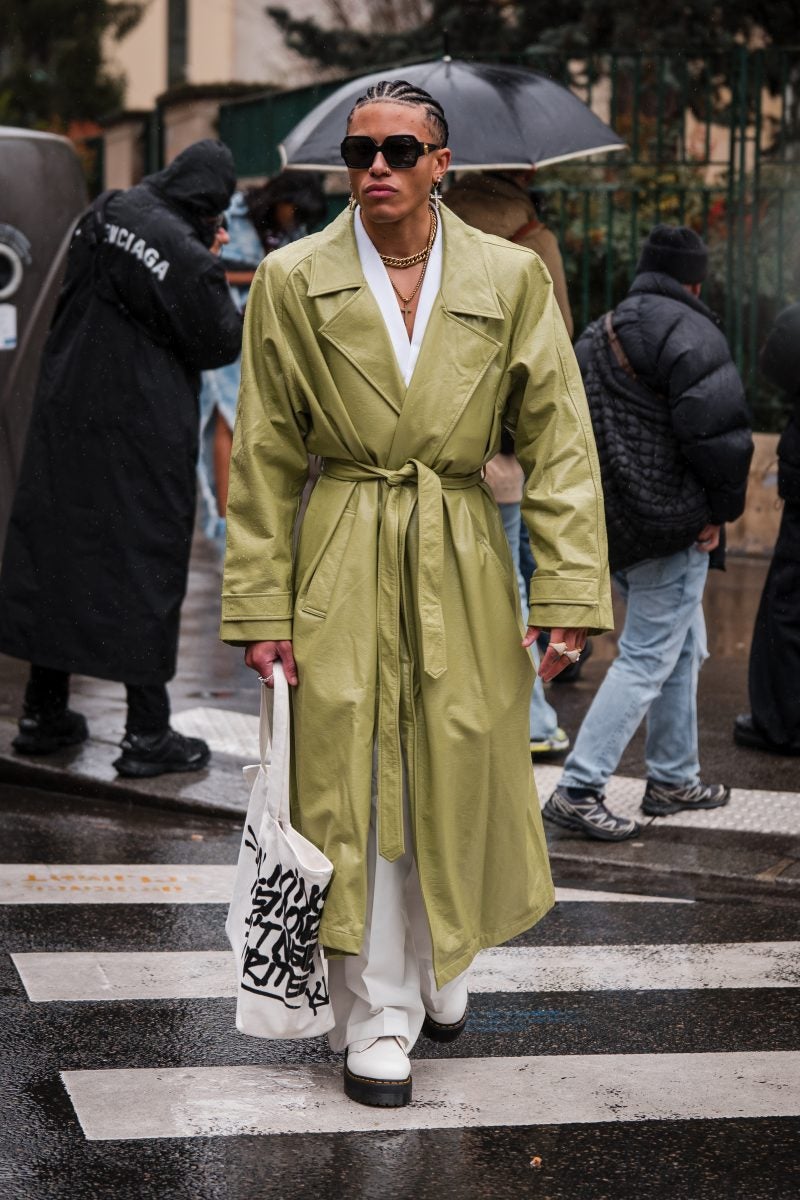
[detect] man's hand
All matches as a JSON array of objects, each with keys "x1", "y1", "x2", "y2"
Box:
[
  {"x1": 695, "y1": 523, "x2": 721, "y2": 553},
  {"x1": 244, "y1": 640, "x2": 298, "y2": 686},
  {"x1": 522, "y1": 626, "x2": 589, "y2": 682}
]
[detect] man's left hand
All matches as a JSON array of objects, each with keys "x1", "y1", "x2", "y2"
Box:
[
  {"x1": 695, "y1": 523, "x2": 721, "y2": 553},
  {"x1": 522, "y1": 626, "x2": 589, "y2": 682}
]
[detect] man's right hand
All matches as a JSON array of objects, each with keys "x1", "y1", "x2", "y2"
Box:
[{"x1": 244, "y1": 641, "x2": 298, "y2": 687}]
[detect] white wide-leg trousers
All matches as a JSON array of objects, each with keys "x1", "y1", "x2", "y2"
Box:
[{"x1": 327, "y1": 767, "x2": 469, "y2": 1055}]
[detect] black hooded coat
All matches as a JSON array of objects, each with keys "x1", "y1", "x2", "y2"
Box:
[
  {"x1": 747, "y1": 303, "x2": 800, "y2": 747},
  {"x1": 0, "y1": 140, "x2": 243, "y2": 685}
]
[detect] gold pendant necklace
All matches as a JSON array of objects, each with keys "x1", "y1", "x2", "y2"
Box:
[{"x1": 386, "y1": 209, "x2": 437, "y2": 323}]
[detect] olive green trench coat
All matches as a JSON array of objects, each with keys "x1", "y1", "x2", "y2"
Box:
[{"x1": 221, "y1": 206, "x2": 612, "y2": 986}]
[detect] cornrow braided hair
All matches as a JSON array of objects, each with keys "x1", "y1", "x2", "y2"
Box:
[{"x1": 347, "y1": 80, "x2": 449, "y2": 147}]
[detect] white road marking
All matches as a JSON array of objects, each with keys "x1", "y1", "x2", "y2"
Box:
[
  {"x1": 552, "y1": 887, "x2": 692, "y2": 903},
  {"x1": 15, "y1": 941, "x2": 796, "y2": 1002},
  {"x1": 0, "y1": 864, "x2": 235, "y2": 904},
  {"x1": 0, "y1": 864, "x2": 691, "y2": 906},
  {"x1": 61, "y1": 1052, "x2": 800, "y2": 1140}
]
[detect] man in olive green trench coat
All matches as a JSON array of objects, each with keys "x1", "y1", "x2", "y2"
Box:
[{"x1": 221, "y1": 204, "x2": 612, "y2": 992}]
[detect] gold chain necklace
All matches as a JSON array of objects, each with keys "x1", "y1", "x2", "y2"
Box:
[
  {"x1": 379, "y1": 208, "x2": 437, "y2": 270},
  {"x1": 386, "y1": 210, "x2": 437, "y2": 322}
]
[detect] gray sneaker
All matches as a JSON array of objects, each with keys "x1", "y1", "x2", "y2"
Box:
[
  {"x1": 642, "y1": 779, "x2": 730, "y2": 817},
  {"x1": 543, "y1": 785, "x2": 641, "y2": 841}
]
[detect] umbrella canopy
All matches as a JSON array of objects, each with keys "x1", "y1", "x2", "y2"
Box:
[{"x1": 280, "y1": 59, "x2": 625, "y2": 172}]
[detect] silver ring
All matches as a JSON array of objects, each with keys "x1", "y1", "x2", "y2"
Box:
[
  {"x1": 563, "y1": 649, "x2": 581, "y2": 664},
  {"x1": 258, "y1": 674, "x2": 274, "y2": 684}
]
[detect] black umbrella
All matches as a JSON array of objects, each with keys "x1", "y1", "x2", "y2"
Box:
[{"x1": 280, "y1": 59, "x2": 625, "y2": 171}]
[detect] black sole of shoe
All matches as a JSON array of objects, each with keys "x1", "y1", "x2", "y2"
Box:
[
  {"x1": 421, "y1": 1011, "x2": 467, "y2": 1044},
  {"x1": 733, "y1": 729, "x2": 800, "y2": 756},
  {"x1": 543, "y1": 806, "x2": 640, "y2": 842},
  {"x1": 642, "y1": 796, "x2": 730, "y2": 817},
  {"x1": 343, "y1": 1066, "x2": 412, "y2": 1108},
  {"x1": 113, "y1": 751, "x2": 211, "y2": 779}
]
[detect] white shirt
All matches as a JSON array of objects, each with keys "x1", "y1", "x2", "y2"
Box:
[{"x1": 354, "y1": 207, "x2": 443, "y2": 387}]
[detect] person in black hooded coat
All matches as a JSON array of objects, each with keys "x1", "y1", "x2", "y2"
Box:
[
  {"x1": 0, "y1": 139, "x2": 243, "y2": 776},
  {"x1": 735, "y1": 303, "x2": 800, "y2": 754}
]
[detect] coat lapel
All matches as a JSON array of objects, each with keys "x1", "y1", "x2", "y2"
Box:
[
  {"x1": 310, "y1": 211, "x2": 406, "y2": 416},
  {"x1": 387, "y1": 208, "x2": 504, "y2": 467}
]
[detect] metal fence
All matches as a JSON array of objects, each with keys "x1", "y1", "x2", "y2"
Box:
[
  {"x1": 218, "y1": 81, "x2": 344, "y2": 179},
  {"x1": 528, "y1": 46, "x2": 800, "y2": 429},
  {"x1": 217, "y1": 46, "x2": 799, "y2": 429}
]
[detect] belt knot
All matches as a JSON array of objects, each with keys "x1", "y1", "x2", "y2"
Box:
[{"x1": 320, "y1": 456, "x2": 481, "y2": 861}]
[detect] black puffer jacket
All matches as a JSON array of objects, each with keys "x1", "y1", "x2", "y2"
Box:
[
  {"x1": 576, "y1": 271, "x2": 754, "y2": 570},
  {"x1": 760, "y1": 302, "x2": 800, "y2": 504}
]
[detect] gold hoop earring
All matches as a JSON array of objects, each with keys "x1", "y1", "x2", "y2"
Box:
[{"x1": 348, "y1": 192, "x2": 357, "y2": 212}]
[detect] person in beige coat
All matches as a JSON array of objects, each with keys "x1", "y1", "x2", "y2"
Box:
[
  {"x1": 221, "y1": 80, "x2": 611, "y2": 1108},
  {"x1": 444, "y1": 170, "x2": 574, "y2": 339}
]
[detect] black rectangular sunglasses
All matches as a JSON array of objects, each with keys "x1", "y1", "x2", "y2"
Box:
[{"x1": 340, "y1": 135, "x2": 442, "y2": 170}]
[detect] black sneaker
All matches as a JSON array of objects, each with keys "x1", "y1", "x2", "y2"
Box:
[
  {"x1": 113, "y1": 729, "x2": 210, "y2": 778},
  {"x1": 543, "y1": 785, "x2": 640, "y2": 841},
  {"x1": 12, "y1": 709, "x2": 88, "y2": 755},
  {"x1": 642, "y1": 779, "x2": 730, "y2": 816}
]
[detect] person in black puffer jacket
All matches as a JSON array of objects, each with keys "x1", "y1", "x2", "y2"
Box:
[
  {"x1": 735, "y1": 303, "x2": 800, "y2": 754},
  {"x1": 544, "y1": 226, "x2": 754, "y2": 841}
]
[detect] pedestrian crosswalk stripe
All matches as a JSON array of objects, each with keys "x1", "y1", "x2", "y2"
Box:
[
  {"x1": 0, "y1": 864, "x2": 234, "y2": 904},
  {"x1": 14, "y1": 940, "x2": 795, "y2": 1002},
  {"x1": 60, "y1": 1051, "x2": 800, "y2": 1140},
  {"x1": 0, "y1": 864, "x2": 692, "y2": 906}
]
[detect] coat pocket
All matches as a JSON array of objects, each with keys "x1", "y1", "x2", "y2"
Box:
[
  {"x1": 476, "y1": 532, "x2": 525, "y2": 630},
  {"x1": 300, "y1": 507, "x2": 357, "y2": 618}
]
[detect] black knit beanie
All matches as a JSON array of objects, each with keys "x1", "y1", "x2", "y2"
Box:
[{"x1": 636, "y1": 224, "x2": 709, "y2": 284}]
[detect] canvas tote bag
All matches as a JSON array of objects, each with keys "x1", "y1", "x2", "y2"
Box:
[{"x1": 226, "y1": 663, "x2": 335, "y2": 1038}]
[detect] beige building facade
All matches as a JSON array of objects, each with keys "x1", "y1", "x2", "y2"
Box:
[
  {"x1": 102, "y1": 0, "x2": 337, "y2": 186},
  {"x1": 105, "y1": 0, "x2": 327, "y2": 111}
]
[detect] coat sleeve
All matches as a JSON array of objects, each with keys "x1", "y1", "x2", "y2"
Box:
[
  {"x1": 160, "y1": 258, "x2": 244, "y2": 372},
  {"x1": 219, "y1": 259, "x2": 310, "y2": 644},
  {"x1": 503, "y1": 257, "x2": 613, "y2": 633},
  {"x1": 657, "y1": 311, "x2": 754, "y2": 524}
]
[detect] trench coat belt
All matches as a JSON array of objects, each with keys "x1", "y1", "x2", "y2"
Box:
[{"x1": 322, "y1": 457, "x2": 483, "y2": 861}]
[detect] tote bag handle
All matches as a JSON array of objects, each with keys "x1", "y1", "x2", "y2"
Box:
[{"x1": 258, "y1": 662, "x2": 292, "y2": 833}]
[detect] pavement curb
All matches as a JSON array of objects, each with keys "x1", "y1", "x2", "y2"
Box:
[
  {"x1": 0, "y1": 720, "x2": 247, "y2": 822},
  {"x1": 2, "y1": 718, "x2": 798, "y2": 904},
  {"x1": 547, "y1": 843, "x2": 800, "y2": 905}
]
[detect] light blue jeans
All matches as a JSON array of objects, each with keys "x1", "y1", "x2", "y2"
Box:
[
  {"x1": 498, "y1": 503, "x2": 559, "y2": 741},
  {"x1": 559, "y1": 547, "x2": 710, "y2": 792}
]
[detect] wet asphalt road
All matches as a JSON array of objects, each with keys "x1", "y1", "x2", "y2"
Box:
[{"x1": 2, "y1": 782, "x2": 800, "y2": 1200}]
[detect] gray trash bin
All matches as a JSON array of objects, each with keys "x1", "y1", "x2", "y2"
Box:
[{"x1": 0, "y1": 128, "x2": 87, "y2": 555}]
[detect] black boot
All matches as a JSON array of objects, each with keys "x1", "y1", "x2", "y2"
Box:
[
  {"x1": 113, "y1": 728, "x2": 210, "y2": 778},
  {"x1": 13, "y1": 709, "x2": 89, "y2": 755},
  {"x1": 734, "y1": 714, "x2": 800, "y2": 756}
]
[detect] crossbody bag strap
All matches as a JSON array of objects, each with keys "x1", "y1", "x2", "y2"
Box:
[
  {"x1": 604, "y1": 311, "x2": 640, "y2": 383},
  {"x1": 510, "y1": 217, "x2": 543, "y2": 243}
]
